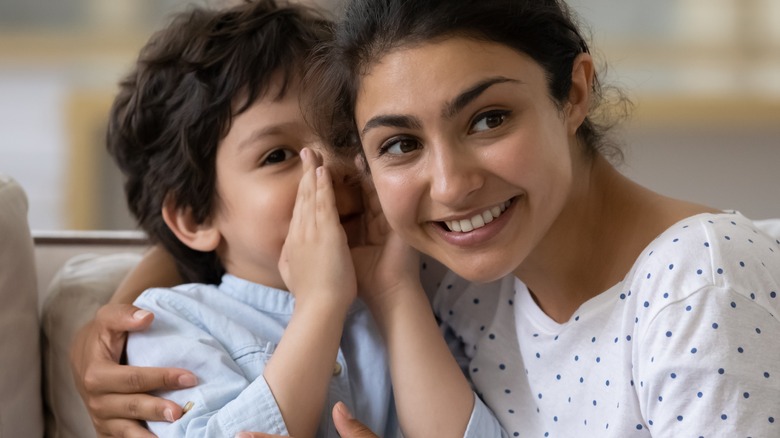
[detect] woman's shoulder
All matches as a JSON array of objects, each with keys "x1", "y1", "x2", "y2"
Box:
[{"x1": 624, "y1": 211, "x2": 780, "y2": 304}]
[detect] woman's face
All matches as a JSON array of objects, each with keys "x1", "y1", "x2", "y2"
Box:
[{"x1": 354, "y1": 37, "x2": 585, "y2": 282}]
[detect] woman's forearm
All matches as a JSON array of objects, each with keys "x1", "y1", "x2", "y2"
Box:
[
  {"x1": 110, "y1": 244, "x2": 182, "y2": 304},
  {"x1": 370, "y1": 286, "x2": 474, "y2": 438}
]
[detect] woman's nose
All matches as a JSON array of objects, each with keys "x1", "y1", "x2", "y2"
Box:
[{"x1": 428, "y1": 144, "x2": 484, "y2": 207}]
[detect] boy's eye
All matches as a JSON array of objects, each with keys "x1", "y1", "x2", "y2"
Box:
[
  {"x1": 380, "y1": 137, "x2": 420, "y2": 156},
  {"x1": 469, "y1": 110, "x2": 509, "y2": 134},
  {"x1": 261, "y1": 148, "x2": 296, "y2": 165}
]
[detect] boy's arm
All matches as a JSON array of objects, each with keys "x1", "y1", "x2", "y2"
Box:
[
  {"x1": 263, "y1": 150, "x2": 357, "y2": 438},
  {"x1": 69, "y1": 245, "x2": 195, "y2": 437}
]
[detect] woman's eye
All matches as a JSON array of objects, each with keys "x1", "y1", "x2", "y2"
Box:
[
  {"x1": 381, "y1": 137, "x2": 420, "y2": 156},
  {"x1": 261, "y1": 148, "x2": 296, "y2": 165},
  {"x1": 470, "y1": 110, "x2": 509, "y2": 133}
]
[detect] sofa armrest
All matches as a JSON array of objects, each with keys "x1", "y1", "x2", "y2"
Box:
[
  {"x1": 0, "y1": 175, "x2": 44, "y2": 437},
  {"x1": 33, "y1": 230, "x2": 148, "y2": 314},
  {"x1": 36, "y1": 231, "x2": 148, "y2": 437}
]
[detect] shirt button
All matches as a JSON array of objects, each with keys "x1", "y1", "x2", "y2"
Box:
[{"x1": 332, "y1": 362, "x2": 342, "y2": 376}]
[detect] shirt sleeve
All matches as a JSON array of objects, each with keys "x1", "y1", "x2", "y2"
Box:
[
  {"x1": 635, "y1": 285, "x2": 780, "y2": 437},
  {"x1": 463, "y1": 393, "x2": 509, "y2": 438},
  {"x1": 127, "y1": 290, "x2": 289, "y2": 437}
]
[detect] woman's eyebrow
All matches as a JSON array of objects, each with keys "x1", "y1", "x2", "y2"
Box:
[
  {"x1": 360, "y1": 76, "x2": 518, "y2": 137},
  {"x1": 442, "y1": 76, "x2": 519, "y2": 119},
  {"x1": 361, "y1": 114, "x2": 423, "y2": 137}
]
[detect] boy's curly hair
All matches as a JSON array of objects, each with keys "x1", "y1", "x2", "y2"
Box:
[{"x1": 107, "y1": 0, "x2": 331, "y2": 284}]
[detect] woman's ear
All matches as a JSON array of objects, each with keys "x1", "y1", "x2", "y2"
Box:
[
  {"x1": 162, "y1": 195, "x2": 221, "y2": 252},
  {"x1": 565, "y1": 53, "x2": 595, "y2": 135}
]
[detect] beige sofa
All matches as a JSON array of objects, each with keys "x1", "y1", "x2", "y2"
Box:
[
  {"x1": 2, "y1": 173, "x2": 780, "y2": 437},
  {"x1": 1, "y1": 174, "x2": 148, "y2": 437}
]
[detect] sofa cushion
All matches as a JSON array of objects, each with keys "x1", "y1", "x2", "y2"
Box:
[
  {"x1": 41, "y1": 252, "x2": 142, "y2": 438},
  {"x1": 0, "y1": 174, "x2": 44, "y2": 437}
]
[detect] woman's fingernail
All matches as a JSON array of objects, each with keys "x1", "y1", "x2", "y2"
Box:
[
  {"x1": 164, "y1": 408, "x2": 174, "y2": 422},
  {"x1": 336, "y1": 401, "x2": 354, "y2": 420},
  {"x1": 133, "y1": 309, "x2": 151, "y2": 320},
  {"x1": 178, "y1": 374, "x2": 198, "y2": 387}
]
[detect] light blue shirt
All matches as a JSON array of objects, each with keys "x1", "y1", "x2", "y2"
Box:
[{"x1": 127, "y1": 274, "x2": 399, "y2": 437}]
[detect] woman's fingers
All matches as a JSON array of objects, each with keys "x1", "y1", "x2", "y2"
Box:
[
  {"x1": 92, "y1": 417, "x2": 158, "y2": 438},
  {"x1": 90, "y1": 392, "x2": 184, "y2": 423},
  {"x1": 87, "y1": 363, "x2": 197, "y2": 395},
  {"x1": 69, "y1": 302, "x2": 199, "y2": 435},
  {"x1": 95, "y1": 303, "x2": 155, "y2": 333}
]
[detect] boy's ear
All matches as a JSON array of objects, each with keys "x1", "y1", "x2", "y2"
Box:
[
  {"x1": 565, "y1": 52, "x2": 595, "y2": 135},
  {"x1": 162, "y1": 195, "x2": 221, "y2": 252}
]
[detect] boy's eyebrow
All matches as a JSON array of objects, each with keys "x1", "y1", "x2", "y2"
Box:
[
  {"x1": 237, "y1": 122, "x2": 301, "y2": 151},
  {"x1": 442, "y1": 76, "x2": 519, "y2": 119},
  {"x1": 360, "y1": 76, "x2": 519, "y2": 137}
]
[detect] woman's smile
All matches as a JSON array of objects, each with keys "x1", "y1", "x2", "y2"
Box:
[
  {"x1": 439, "y1": 199, "x2": 513, "y2": 233},
  {"x1": 430, "y1": 196, "x2": 518, "y2": 248},
  {"x1": 356, "y1": 37, "x2": 576, "y2": 282}
]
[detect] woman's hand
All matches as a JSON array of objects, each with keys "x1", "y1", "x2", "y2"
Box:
[
  {"x1": 70, "y1": 303, "x2": 198, "y2": 437},
  {"x1": 235, "y1": 402, "x2": 379, "y2": 438},
  {"x1": 351, "y1": 178, "x2": 421, "y2": 310}
]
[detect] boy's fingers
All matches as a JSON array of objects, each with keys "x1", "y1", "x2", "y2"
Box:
[
  {"x1": 315, "y1": 166, "x2": 340, "y2": 226},
  {"x1": 309, "y1": 147, "x2": 324, "y2": 167},
  {"x1": 297, "y1": 148, "x2": 318, "y2": 221}
]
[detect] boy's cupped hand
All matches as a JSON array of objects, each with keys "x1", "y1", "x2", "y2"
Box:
[{"x1": 278, "y1": 147, "x2": 357, "y2": 311}]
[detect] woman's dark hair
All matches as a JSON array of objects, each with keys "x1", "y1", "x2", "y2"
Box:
[
  {"x1": 306, "y1": 0, "x2": 628, "y2": 163},
  {"x1": 107, "y1": 0, "x2": 331, "y2": 283}
]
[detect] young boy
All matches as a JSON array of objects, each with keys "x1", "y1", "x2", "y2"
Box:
[{"x1": 108, "y1": 1, "x2": 397, "y2": 436}]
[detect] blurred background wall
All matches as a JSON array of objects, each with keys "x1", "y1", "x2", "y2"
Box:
[{"x1": 0, "y1": 0, "x2": 778, "y2": 231}]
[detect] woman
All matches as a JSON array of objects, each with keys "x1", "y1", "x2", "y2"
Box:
[{"x1": 73, "y1": 0, "x2": 780, "y2": 436}]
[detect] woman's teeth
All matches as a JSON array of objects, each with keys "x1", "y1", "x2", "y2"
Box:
[{"x1": 444, "y1": 200, "x2": 510, "y2": 232}]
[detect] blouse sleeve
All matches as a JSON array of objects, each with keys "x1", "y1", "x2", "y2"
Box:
[
  {"x1": 635, "y1": 285, "x2": 780, "y2": 436},
  {"x1": 463, "y1": 393, "x2": 510, "y2": 438}
]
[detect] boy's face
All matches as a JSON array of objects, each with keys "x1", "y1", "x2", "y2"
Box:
[{"x1": 208, "y1": 85, "x2": 363, "y2": 290}]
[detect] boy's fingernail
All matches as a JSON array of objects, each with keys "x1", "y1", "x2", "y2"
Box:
[
  {"x1": 316, "y1": 166, "x2": 323, "y2": 177},
  {"x1": 164, "y1": 408, "x2": 174, "y2": 422},
  {"x1": 133, "y1": 309, "x2": 151, "y2": 320},
  {"x1": 336, "y1": 401, "x2": 353, "y2": 420},
  {"x1": 178, "y1": 374, "x2": 198, "y2": 387},
  {"x1": 236, "y1": 433, "x2": 252, "y2": 438}
]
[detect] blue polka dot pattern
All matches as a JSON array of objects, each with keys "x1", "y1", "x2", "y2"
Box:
[{"x1": 432, "y1": 212, "x2": 780, "y2": 437}]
